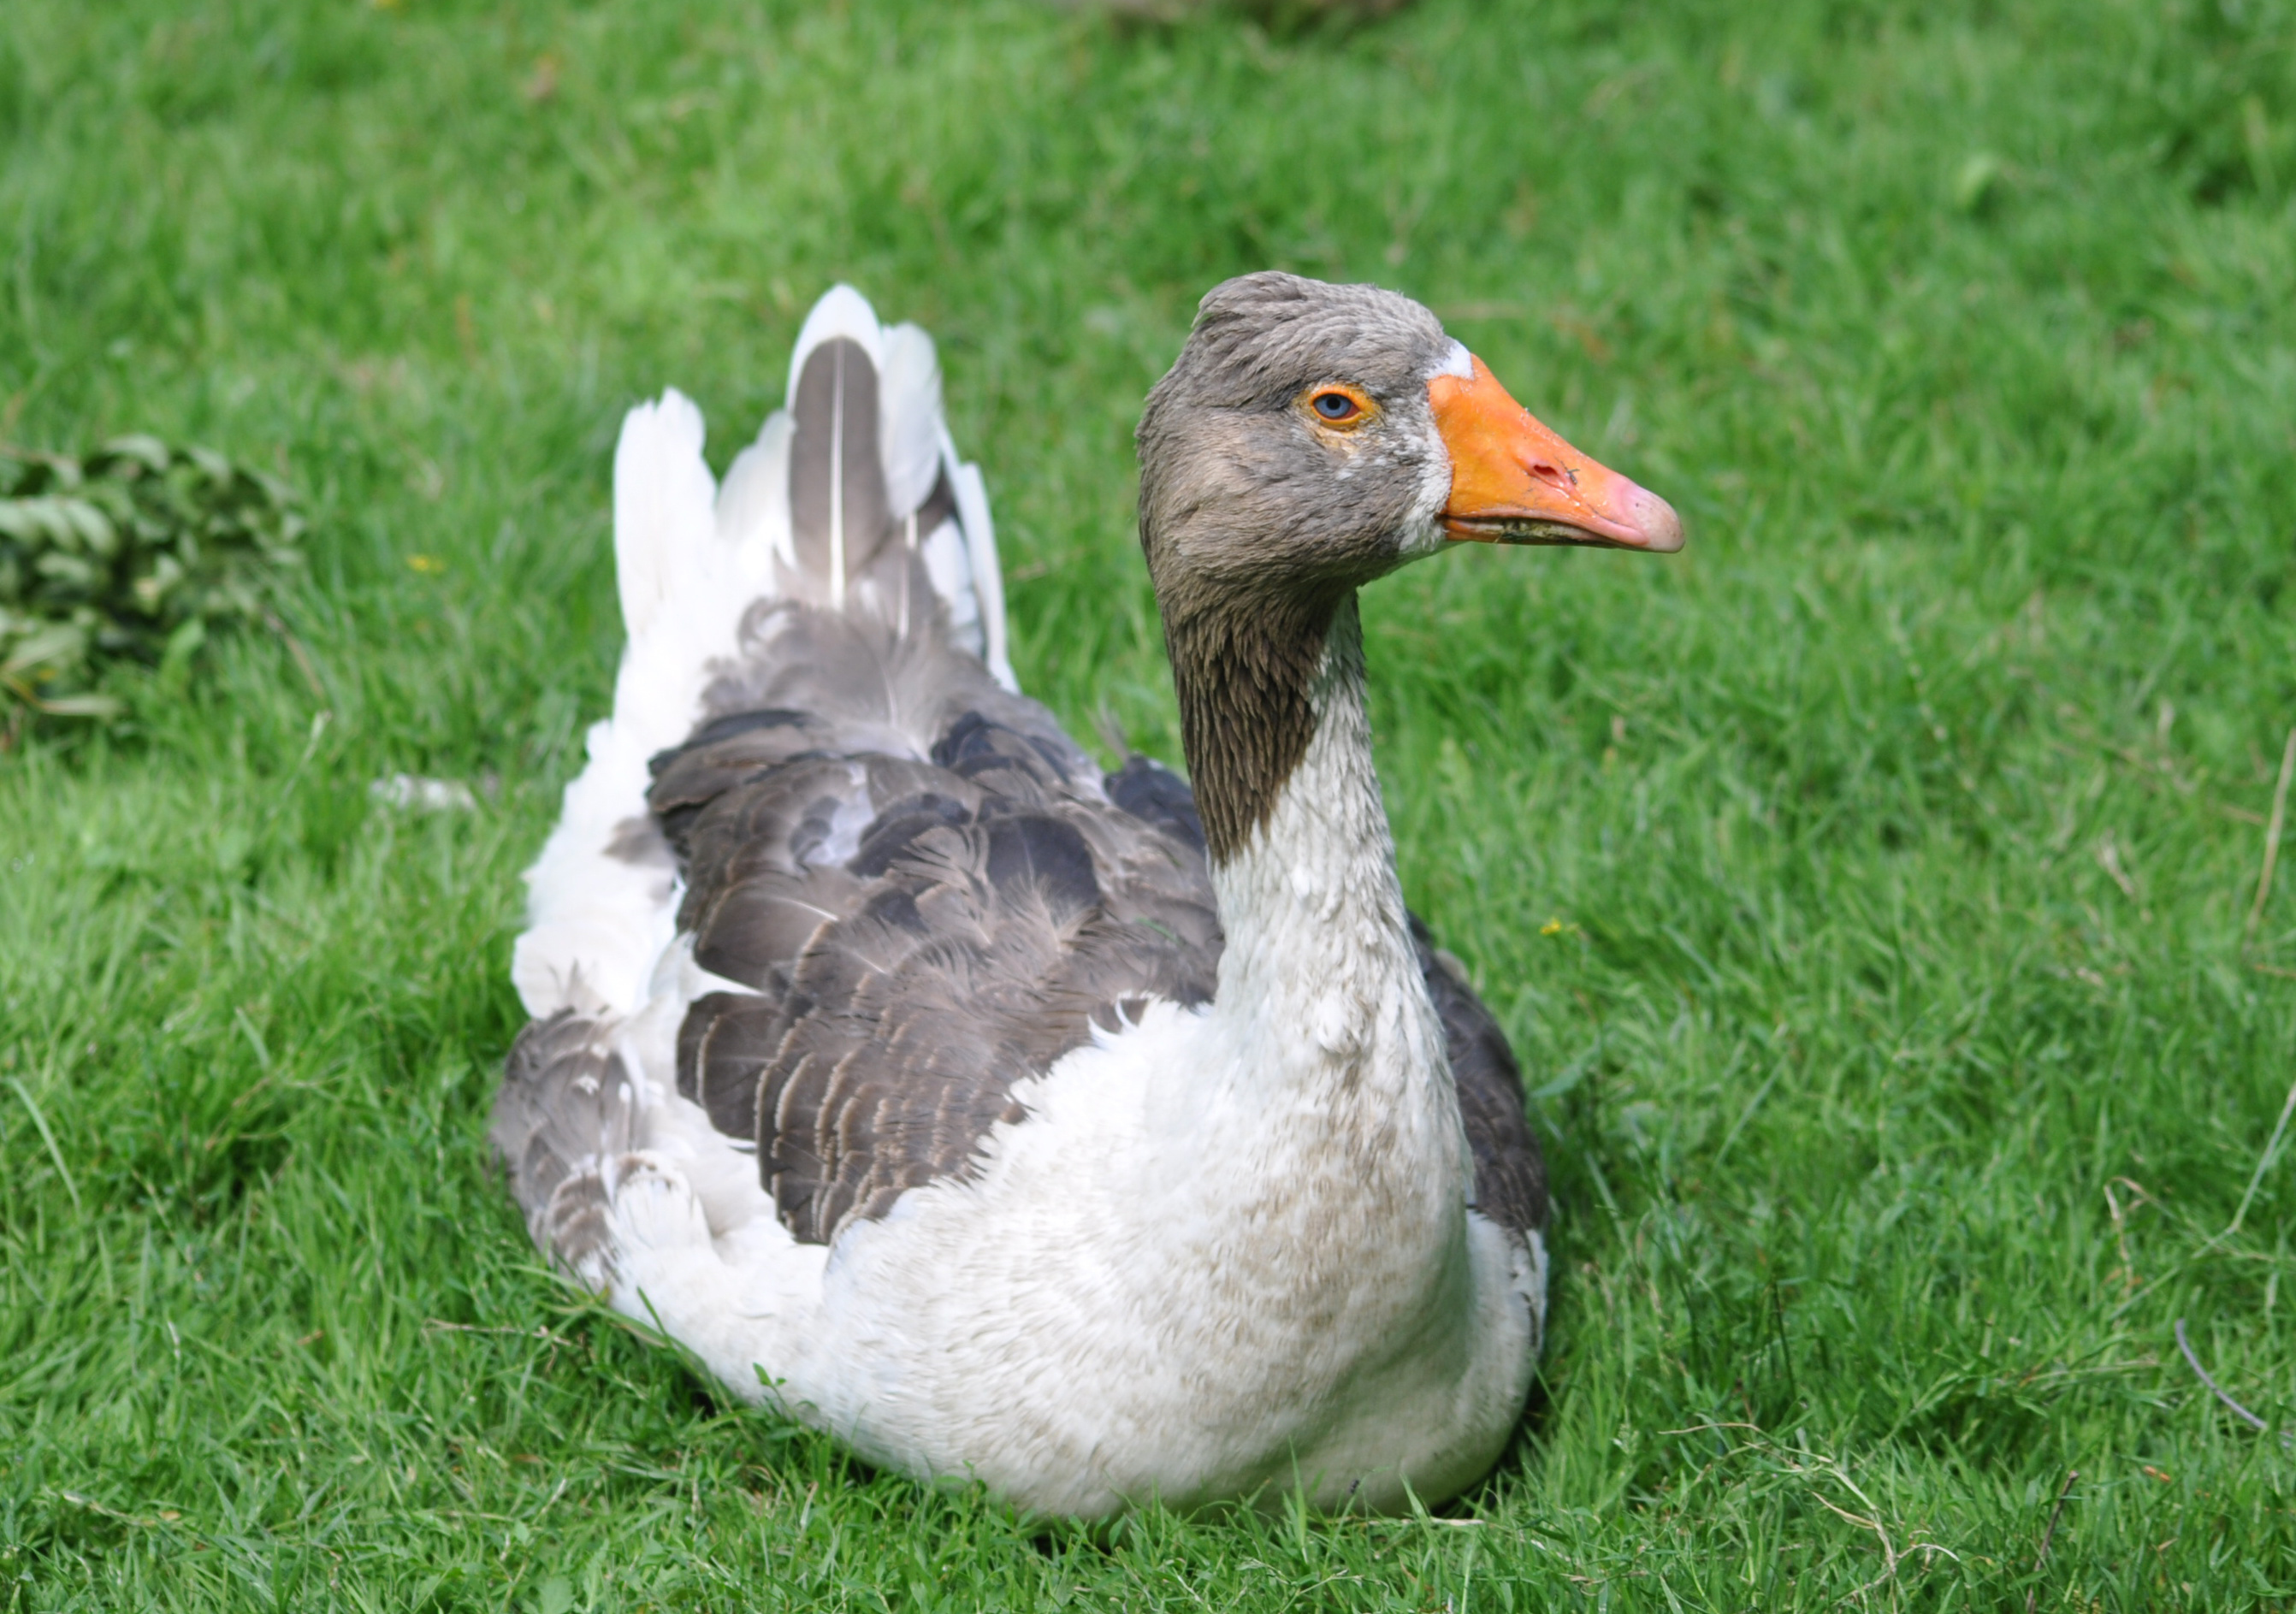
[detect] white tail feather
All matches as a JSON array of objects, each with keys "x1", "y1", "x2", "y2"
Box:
[
  {"x1": 879, "y1": 323, "x2": 945, "y2": 518},
  {"x1": 715, "y1": 412, "x2": 795, "y2": 579},
  {"x1": 950, "y1": 452, "x2": 1015, "y2": 691},
  {"x1": 612, "y1": 389, "x2": 715, "y2": 646}
]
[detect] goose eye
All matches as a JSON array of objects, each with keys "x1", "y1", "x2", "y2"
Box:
[{"x1": 1311, "y1": 391, "x2": 1363, "y2": 423}]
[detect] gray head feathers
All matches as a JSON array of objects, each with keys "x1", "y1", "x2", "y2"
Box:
[
  {"x1": 1151, "y1": 272, "x2": 1453, "y2": 414},
  {"x1": 1137, "y1": 272, "x2": 1460, "y2": 861}
]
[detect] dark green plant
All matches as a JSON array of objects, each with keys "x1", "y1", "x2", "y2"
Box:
[{"x1": 0, "y1": 436, "x2": 305, "y2": 730}]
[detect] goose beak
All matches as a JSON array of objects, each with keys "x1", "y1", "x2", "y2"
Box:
[{"x1": 1429, "y1": 357, "x2": 1684, "y2": 553}]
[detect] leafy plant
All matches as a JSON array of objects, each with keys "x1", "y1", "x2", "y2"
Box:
[{"x1": 0, "y1": 436, "x2": 305, "y2": 730}]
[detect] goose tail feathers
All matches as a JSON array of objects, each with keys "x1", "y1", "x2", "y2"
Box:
[
  {"x1": 771, "y1": 287, "x2": 1015, "y2": 686},
  {"x1": 511, "y1": 286, "x2": 1015, "y2": 1020}
]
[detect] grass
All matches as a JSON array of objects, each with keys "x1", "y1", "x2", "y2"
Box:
[{"x1": 3, "y1": 0, "x2": 2294, "y2": 1605}]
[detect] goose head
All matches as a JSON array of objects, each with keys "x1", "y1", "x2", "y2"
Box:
[{"x1": 1138, "y1": 271, "x2": 1681, "y2": 860}]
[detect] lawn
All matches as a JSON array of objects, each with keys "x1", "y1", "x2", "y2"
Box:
[{"x1": 3, "y1": 0, "x2": 2294, "y2": 1605}]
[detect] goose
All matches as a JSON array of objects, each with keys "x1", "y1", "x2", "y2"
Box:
[{"x1": 494, "y1": 272, "x2": 1682, "y2": 1518}]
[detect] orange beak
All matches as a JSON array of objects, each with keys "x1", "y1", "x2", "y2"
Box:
[{"x1": 1428, "y1": 357, "x2": 1684, "y2": 553}]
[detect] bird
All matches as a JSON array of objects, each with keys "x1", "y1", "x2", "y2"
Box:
[{"x1": 493, "y1": 272, "x2": 1682, "y2": 1518}]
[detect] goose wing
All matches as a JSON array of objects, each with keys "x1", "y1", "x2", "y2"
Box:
[
  {"x1": 1410, "y1": 916, "x2": 1548, "y2": 1236},
  {"x1": 642, "y1": 632, "x2": 1222, "y2": 1246}
]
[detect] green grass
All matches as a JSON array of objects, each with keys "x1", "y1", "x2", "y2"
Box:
[{"x1": 3, "y1": 0, "x2": 2294, "y2": 1605}]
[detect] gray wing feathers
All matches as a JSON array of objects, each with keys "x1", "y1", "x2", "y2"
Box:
[
  {"x1": 1410, "y1": 916, "x2": 1549, "y2": 1237},
  {"x1": 491, "y1": 1011, "x2": 641, "y2": 1288},
  {"x1": 644, "y1": 603, "x2": 1220, "y2": 1247}
]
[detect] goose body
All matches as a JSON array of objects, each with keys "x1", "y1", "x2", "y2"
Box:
[{"x1": 495, "y1": 276, "x2": 1679, "y2": 1516}]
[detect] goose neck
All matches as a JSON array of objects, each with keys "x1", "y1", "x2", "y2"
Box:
[{"x1": 1180, "y1": 595, "x2": 1435, "y2": 1090}]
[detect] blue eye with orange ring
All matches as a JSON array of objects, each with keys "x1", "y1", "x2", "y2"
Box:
[{"x1": 1311, "y1": 390, "x2": 1364, "y2": 423}]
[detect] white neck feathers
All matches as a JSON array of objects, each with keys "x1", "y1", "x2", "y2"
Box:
[{"x1": 1200, "y1": 600, "x2": 1460, "y2": 1169}]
